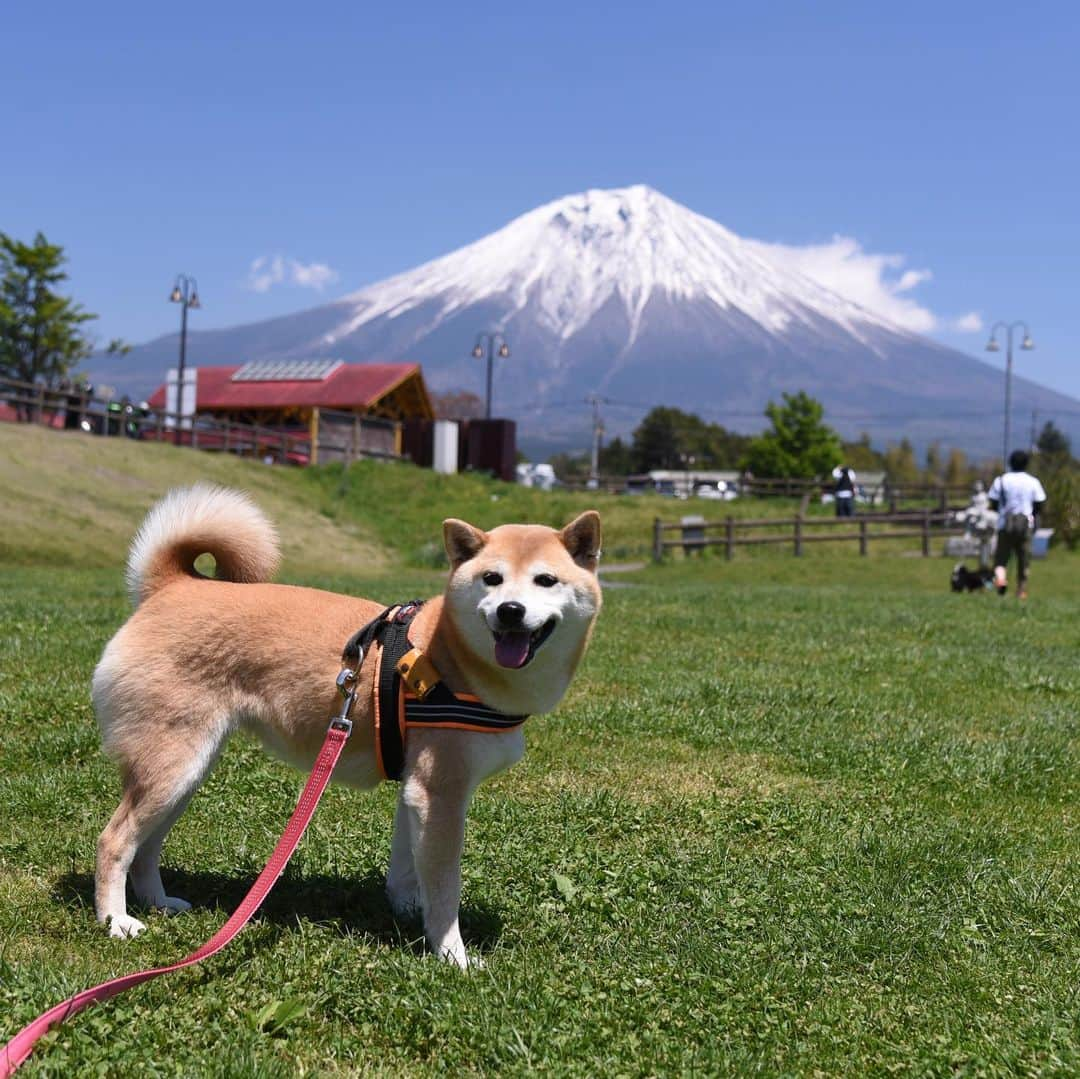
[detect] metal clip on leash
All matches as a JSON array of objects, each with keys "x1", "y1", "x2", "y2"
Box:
[{"x1": 331, "y1": 662, "x2": 359, "y2": 735}]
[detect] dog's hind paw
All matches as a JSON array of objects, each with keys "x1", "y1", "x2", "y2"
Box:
[
  {"x1": 107, "y1": 914, "x2": 147, "y2": 939},
  {"x1": 445, "y1": 950, "x2": 485, "y2": 971}
]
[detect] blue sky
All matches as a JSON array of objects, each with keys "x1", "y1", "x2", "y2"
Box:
[{"x1": 5, "y1": 0, "x2": 1079, "y2": 404}]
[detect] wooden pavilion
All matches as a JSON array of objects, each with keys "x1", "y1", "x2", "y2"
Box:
[{"x1": 147, "y1": 359, "x2": 433, "y2": 462}]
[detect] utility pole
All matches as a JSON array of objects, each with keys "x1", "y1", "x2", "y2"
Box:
[
  {"x1": 1029, "y1": 409, "x2": 1038, "y2": 455},
  {"x1": 585, "y1": 394, "x2": 607, "y2": 489}
]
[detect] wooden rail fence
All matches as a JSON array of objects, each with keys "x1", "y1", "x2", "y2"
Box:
[
  {"x1": 653, "y1": 509, "x2": 966, "y2": 561},
  {"x1": 740, "y1": 478, "x2": 977, "y2": 514}
]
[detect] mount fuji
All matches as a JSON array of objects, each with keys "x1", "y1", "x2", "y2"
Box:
[{"x1": 97, "y1": 185, "x2": 1079, "y2": 457}]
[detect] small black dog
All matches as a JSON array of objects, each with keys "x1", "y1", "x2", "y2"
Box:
[{"x1": 951, "y1": 563, "x2": 993, "y2": 592}]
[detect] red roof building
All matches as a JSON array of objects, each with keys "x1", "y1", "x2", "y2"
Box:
[
  {"x1": 147, "y1": 360, "x2": 433, "y2": 463},
  {"x1": 148, "y1": 360, "x2": 431, "y2": 419}
]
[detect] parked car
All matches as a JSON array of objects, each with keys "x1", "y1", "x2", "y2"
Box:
[{"x1": 694, "y1": 480, "x2": 737, "y2": 501}]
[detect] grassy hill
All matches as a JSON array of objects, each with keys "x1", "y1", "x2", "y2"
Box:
[
  {"x1": 0, "y1": 424, "x2": 388, "y2": 576},
  {"x1": 0, "y1": 423, "x2": 792, "y2": 572}
]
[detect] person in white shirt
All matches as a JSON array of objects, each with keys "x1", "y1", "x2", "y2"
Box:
[{"x1": 987, "y1": 450, "x2": 1047, "y2": 599}]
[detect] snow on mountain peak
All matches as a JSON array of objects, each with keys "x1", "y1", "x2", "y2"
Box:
[{"x1": 325, "y1": 185, "x2": 907, "y2": 350}]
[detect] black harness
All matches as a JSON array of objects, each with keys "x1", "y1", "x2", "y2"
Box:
[{"x1": 343, "y1": 601, "x2": 528, "y2": 781}]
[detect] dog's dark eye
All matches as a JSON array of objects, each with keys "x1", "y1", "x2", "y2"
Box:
[
  {"x1": 534, "y1": 573, "x2": 558, "y2": 588},
  {"x1": 482, "y1": 571, "x2": 503, "y2": 587}
]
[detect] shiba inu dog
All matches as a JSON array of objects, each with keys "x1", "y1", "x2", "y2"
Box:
[{"x1": 92, "y1": 485, "x2": 602, "y2": 968}]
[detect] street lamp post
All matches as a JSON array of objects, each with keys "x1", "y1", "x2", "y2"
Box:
[
  {"x1": 471, "y1": 332, "x2": 510, "y2": 420},
  {"x1": 169, "y1": 274, "x2": 201, "y2": 444},
  {"x1": 985, "y1": 321, "x2": 1033, "y2": 465}
]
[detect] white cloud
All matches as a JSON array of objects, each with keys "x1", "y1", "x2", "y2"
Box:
[
  {"x1": 247, "y1": 254, "x2": 339, "y2": 293},
  {"x1": 290, "y1": 260, "x2": 338, "y2": 290},
  {"x1": 247, "y1": 254, "x2": 285, "y2": 293},
  {"x1": 757, "y1": 234, "x2": 939, "y2": 333},
  {"x1": 896, "y1": 269, "x2": 932, "y2": 293},
  {"x1": 952, "y1": 311, "x2": 983, "y2": 333}
]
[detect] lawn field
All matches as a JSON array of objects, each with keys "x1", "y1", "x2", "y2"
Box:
[{"x1": 2, "y1": 434, "x2": 1080, "y2": 1075}]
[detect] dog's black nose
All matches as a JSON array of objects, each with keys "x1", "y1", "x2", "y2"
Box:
[{"x1": 496, "y1": 601, "x2": 526, "y2": 626}]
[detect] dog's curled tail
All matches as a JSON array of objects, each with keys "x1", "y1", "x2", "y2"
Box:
[{"x1": 126, "y1": 484, "x2": 280, "y2": 606}]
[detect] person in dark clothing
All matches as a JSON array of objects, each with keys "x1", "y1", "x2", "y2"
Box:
[{"x1": 832, "y1": 465, "x2": 856, "y2": 517}]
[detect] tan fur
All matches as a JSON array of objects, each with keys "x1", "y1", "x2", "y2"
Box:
[{"x1": 93, "y1": 486, "x2": 601, "y2": 967}]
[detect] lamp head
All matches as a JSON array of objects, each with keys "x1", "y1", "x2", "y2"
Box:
[
  {"x1": 1021, "y1": 334, "x2": 1034, "y2": 350},
  {"x1": 985, "y1": 336, "x2": 1000, "y2": 353},
  {"x1": 498, "y1": 342, "x2": 510, "y2": 358},
  {"x1": 188, "y1": 293, "x2": 201, "y2": 310},
  {"x1": 472, "y1": 344, "x2": 484, "y2": 358},
  {"x1": 169, "y1": 286, "x2": 183, "y2": 303}
]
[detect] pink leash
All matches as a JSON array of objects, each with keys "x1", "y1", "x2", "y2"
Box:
[{"x1": 1, "y1": 718, "x2": 353, "y2": 1077}]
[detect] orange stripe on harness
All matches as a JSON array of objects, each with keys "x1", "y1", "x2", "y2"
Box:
[{"x1": 402, "y1": 708, "x2": 527, "y2": 735}]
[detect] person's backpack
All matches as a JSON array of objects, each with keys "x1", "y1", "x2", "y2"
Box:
[
  {"x1": 998, "y1": 477, "x2": 1031, "y2": 538},
  {"x1": 1005, "y1": 512, "x2": 1030, "y2": 538}
]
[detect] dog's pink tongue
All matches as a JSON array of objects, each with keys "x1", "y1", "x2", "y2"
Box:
[{"x1": 495, "y1": 631, "x2": 531, "y2": 669}]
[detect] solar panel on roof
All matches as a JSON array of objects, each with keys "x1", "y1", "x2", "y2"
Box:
[{"x1": 232, "y1": 359, "x2": 343, "y2": 382}]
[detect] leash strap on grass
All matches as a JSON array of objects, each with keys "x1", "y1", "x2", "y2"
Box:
[{"x1": 0, "y1": 721, "x2": 353, "y2": 1078}]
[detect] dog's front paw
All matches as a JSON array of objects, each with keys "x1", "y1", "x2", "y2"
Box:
[{"x1": 107, "y1": 913, "x2": 147, "y2": 939}]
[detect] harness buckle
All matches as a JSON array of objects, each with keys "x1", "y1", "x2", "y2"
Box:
[{"x1": 396, "y1": 647, "x2": 441, "y2": 699}]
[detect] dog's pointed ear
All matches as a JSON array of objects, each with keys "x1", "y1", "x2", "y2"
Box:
[
  {"x1": 443, "y1": 519, "x2": 488, "y2": 567},
  {"x1": 560, "y1": 511, "x2": 601, "y2": 572}
]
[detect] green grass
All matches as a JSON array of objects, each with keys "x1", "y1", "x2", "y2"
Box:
[{"x1": 2, "y1": 424, "x2": 1080, "y2": 1074}]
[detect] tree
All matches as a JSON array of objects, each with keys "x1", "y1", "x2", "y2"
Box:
[
  {"x1": 883, "y1": 438, "x2": 919, "y2": 485},
  {"x1": 742, "y1": 391, "x2": 842, "y2": 478},
  {"x1": 1036, "y1": 420, "x2": 1072, "y2": 463},
  {"x1": 0, "y1": 232, "x2": 96, "y2": 386},
  {"x1": 548, "y1": 450, "x2": 589, "y2": 484},
  {"x1": 1032, "y1": 421, "x2": 1079, "y2": 550},
  {"x1": 630, "y1": 406, "x2": 750, "y2": 472},
  {"x1": 943, "y1": 447, "x2": 971, "y2": 487},
  {"x1": 599, "y1": 435, "x2": 634, "y2": 476},
  {"x1": 841, "y1": 432, "x2": 885, "y2": 471},
  {"x1": 431, "y1": 389, "x2": 484, "y2": 420},
  {"x1": 1042, "y1": 466, "x2": 1080, "y2": 550},
  {"x1": 924, "y1": 442, "x2": 943, "y2": 481},
  {"x1": 631, "y1": 406, "x2": 687, "y2": 471}
]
